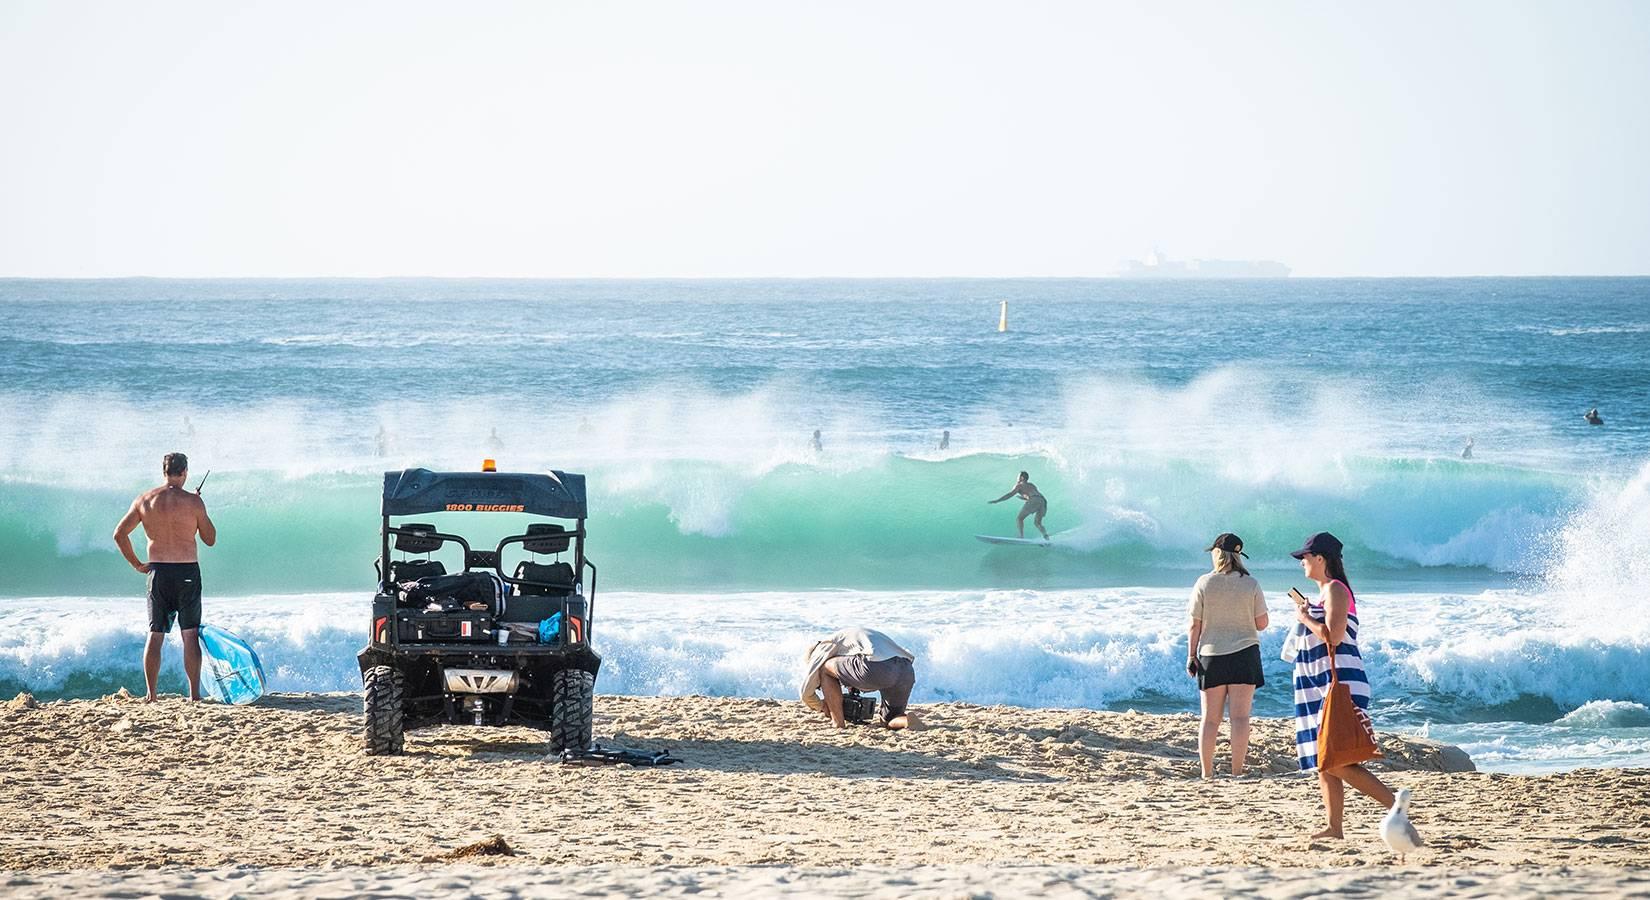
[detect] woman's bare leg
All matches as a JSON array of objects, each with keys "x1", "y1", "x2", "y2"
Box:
[
  {"x1": 1314, "y1": 770, "x2": 1346, "y2": 838},
  {"x1": 1226, "y1": 684, "x2": 1255, "y2": 775},
  {"x1": 1198, "y1": 685, "x2": 1226, "y2": 779},
  {"x1": 1328, "y1": 763, "x2": 1396, "y2": 810}
]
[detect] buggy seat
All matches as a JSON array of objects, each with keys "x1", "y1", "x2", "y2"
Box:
[
  {"x1": 512, "y1": 523, "x2": 577, "y2": 596},
  {"x1": 514, "y1": 560, "x2": 576, "y2": 595},
  {"x1": 503, "y1": 523, "x2": 581, "y2": 624},
  {"x1": 386, "y1": 523, "x2": 449, "y2": 590}
]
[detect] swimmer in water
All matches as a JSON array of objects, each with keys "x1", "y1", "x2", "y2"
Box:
[
  {"x1": 1461, "y1": 437, "x2": 1473, "y2": 459},
  {"x1": 988, "y1": 470, "x2": 1051, "y2": 540},
  {"x1": 811, "y1": 429, "x2": 824, "y2": 452},
  {"x1": 1584, "y1": 407, "x2": 1603, "y2": 426},
  {"x1": 938, "y1": 429, "x2": 950, "y2": 451}
]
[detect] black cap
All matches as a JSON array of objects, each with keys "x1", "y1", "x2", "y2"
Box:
[
  {"x1": 1290, "y1": 532, "x2": 1344, "y2": 560},
  {"x1": 1205, "y1": 532, "x2": 1248, "y2": 558}
]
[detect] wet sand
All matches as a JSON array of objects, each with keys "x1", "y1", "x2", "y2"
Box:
[{"x1": 3, "y1": 691, "x2": 1647, "y2": 896}]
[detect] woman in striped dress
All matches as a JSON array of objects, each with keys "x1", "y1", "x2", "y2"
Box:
[{"x1": 1289, "y1": 532, "x2": 1406, "y2": 840}]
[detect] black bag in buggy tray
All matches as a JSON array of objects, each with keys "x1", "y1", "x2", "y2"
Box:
[{"x1": 395, "y1": 571, "x2": 506, "y2": 611}]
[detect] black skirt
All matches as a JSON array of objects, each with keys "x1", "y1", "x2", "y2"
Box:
[{"x1": 1197, "y1": 643, "x2": 1265, "y2": 690}]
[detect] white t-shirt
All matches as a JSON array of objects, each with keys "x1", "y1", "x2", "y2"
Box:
[{"x1": 1188, "y1": 572, "x2": 1267, "y2": 657}]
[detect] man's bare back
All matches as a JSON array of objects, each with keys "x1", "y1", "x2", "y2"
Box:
[{"x1": 116, "y1": 484, "x2": 214, "y2": 567}]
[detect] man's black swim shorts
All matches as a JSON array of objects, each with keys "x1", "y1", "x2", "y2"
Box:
[{"x1": 147, "y1": 562, "x2": 202, "y2": 633}]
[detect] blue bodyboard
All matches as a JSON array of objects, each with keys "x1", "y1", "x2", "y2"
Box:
[{"x1": 198, "y1": 623, "x2": 267, "y2": 705}]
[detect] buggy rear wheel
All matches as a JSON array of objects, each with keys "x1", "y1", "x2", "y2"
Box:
[
  {"x1": 363, "y1": 665, "x2": 405, "y2": 755},
  {"x1": 550, "y1": 668, "x2": 594, "y2": 753}
]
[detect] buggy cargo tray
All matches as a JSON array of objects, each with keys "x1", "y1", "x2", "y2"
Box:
[{"x1": 395, "y1": 609, "x2": 497, "y2": 643}]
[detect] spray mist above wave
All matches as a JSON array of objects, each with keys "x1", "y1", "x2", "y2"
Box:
[
  {"x1": 1536, "y1": 458, "x2": 1650, "y2": 623},
  {"x1": 0, "y1": 365, "x2": 1608, "y2": 481}
]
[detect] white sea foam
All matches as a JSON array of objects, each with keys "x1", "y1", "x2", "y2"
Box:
[
  {"x1": 4, "y1": 587, "x2": 1647, "y2": 772},
  {"x1": 1555, "y1": 700, "x2": 1650, "y2": 729},
  {"x1": 1512, "y1": 323, "x2": 1650, "y2": 337}
]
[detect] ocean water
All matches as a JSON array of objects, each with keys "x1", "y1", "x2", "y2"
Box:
[{"x1": 2, "y1": 277, "x2": 1647, "y2": 773}]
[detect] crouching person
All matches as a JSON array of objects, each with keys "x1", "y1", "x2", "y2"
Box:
[{"x1": 801, "y1": 627, "x2": 918, "y2": 730}]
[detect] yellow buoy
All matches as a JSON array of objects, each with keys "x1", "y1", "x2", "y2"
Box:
[{"x1": 998, "y1": 300, "x2": 1008, "y2": 333}]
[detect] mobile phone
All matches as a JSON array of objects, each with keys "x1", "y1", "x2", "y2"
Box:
[
  {"x1": 195, "y1": 470, "x2": 211, "y2": 492},
  {"x1": 1289, "y1": 587, "x2": 1309, "y2": 606}
]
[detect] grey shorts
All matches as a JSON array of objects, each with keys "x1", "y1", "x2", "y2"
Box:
[{"x1": 834, "y1": 654, "x2": 915, "y2": 721}]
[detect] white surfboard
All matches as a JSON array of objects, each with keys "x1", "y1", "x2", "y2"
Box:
[{"x1": 975, "y1": 534, "x2": 1052, "y2": 547}]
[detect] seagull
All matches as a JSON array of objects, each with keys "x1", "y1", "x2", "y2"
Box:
[{"x1": 1380, "y1": 788, "x2": 1424, "y2": 863}]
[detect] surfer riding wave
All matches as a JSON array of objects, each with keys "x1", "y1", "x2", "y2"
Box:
[{"x1": 989, "y1": 470, "x2": 1051, "y2": 541}]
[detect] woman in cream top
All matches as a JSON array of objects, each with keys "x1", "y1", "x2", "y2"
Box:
[{"x1": 1186, "y1": 533, "x2": 1269, "y2": 779}]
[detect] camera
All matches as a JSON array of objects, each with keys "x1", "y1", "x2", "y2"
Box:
[{"x1": 842, "y1": 688, "x2": 877, "y2": 724}]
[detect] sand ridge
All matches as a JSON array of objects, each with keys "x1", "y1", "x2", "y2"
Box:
[{"x1": 2, "y1": 692, "x2": 1647, "y2": 874}]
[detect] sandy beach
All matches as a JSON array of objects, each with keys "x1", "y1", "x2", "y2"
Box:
[{"x1": 4, "y1": 691, "x2": 1648, "y2": 896}]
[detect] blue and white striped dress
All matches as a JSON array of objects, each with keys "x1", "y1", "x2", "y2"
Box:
[{"x1": 1291, "y1": 582, "x2": 1371, "y2": 771}]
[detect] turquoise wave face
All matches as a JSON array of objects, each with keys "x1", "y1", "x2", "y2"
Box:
[{"x1": 0, "y1": 451, "x2": 1584, "y2": 595}]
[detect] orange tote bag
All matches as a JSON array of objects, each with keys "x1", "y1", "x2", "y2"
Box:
[{"x1": 1316, "y1": 642, "x2": 1382, "y2": 771}]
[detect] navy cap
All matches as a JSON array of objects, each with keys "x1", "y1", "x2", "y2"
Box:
[
  {"x1": 1204, "y1": 532, "x2": 1249, "y2": 558},
  {"x1": 1291, "y1": 532, "x2": 1344, "y2": 559}
]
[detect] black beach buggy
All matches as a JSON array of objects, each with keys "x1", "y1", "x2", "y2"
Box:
[{"x1": 357, "y1": 467, "x2": 600, "y2": 755}]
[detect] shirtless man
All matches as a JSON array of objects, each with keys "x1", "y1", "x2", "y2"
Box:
[
  {"x1": 113, "y1": 452, "x2": 217, "y2": 702},
  {"x1": 989, "y1": 470, "x2": 1051, "y2": 540}
]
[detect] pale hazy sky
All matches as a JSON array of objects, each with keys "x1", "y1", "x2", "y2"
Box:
[{"x1": 2, "y1": 1, "x2": 1647, "y2": 277}]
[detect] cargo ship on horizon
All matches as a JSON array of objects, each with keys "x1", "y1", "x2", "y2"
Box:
[{"x1": 1116, "y1": 248, "x2": 1290, "y2": 278}]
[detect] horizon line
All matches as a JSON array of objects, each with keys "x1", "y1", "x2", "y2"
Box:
[{"x1": 4, "y1": 273, "x2": 1650, "y2": 282}]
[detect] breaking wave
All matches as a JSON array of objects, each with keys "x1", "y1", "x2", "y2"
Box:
[{"x1": 0, "y1": 451, "x2": 1588, "y2": 595}]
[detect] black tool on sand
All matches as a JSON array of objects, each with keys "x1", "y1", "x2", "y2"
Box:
[{"x1": 558, "y1": 744, "x2": 680, "y2": 766}]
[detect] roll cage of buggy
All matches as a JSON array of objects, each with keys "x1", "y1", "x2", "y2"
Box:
[{"x1": 356, "y1": 467, "x2": 601, "y2": 755}]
